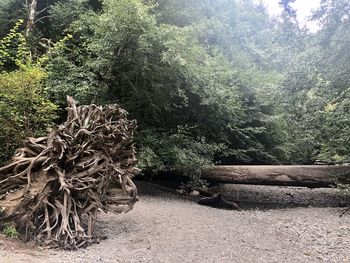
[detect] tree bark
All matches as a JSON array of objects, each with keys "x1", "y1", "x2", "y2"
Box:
[
  {"x1": 203, "y1": 165, "x2": 350, "y2": 187},
  {"x1": 26, "y1": 0, "x2": 38, "y2": 36}
]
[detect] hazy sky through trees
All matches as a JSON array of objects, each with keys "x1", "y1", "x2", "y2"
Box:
[{"x1": 261, "y1": 0, "x2": 321, "y2": 32}]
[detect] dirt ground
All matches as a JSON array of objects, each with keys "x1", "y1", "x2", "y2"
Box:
[{"x1": 0, "y1": 182, "x2": 350, "y2": 263}]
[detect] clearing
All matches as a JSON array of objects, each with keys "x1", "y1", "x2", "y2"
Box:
[{"x1": 0, "y1": 182, "x2": 349, "y2": 263}]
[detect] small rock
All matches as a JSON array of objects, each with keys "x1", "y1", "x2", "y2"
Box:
[{"x1": 190, "y1": 190, "x2": 200, "y2": 196}]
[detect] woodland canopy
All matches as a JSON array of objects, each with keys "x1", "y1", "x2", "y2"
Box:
[{"x1": 0, "y1": 0, "x2": 349, "y2": 183}]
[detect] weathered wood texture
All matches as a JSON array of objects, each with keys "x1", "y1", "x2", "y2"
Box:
[
  {"x1": 0, "y1": 97, "x2": 139, "y2": 249},
  {"x1": 203, "y1": 165, "x2": 350, "y2": 187}
]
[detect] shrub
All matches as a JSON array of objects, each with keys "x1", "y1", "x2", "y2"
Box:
[
  {"x1": 2, "y1": 223, "x2": 19, "y2": 238},
  {"x1": 137, "y1": 127, "x2": 225, "y2": 186},
  {"x1": 0, "y1": 21, "x2": 58, "y2": 163},
  {"x1": 0, "y1": 66, "x2": 57, "y2": 163}
]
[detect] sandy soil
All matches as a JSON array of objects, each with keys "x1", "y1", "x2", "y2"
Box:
[{"x1": 1, "y1": 183, "x2": 350, "y2": 263}]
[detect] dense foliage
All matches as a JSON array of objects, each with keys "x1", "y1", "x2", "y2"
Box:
[
  {"x1": 0, "y1": 21, "x2": 57, "y2": 163},
  {"x1": 0, "y1": 0, "x2": 349, "y2": 178}
]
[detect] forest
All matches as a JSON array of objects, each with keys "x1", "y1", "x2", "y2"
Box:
[
  {"x1": 0, "y1": 0, "x2": 349, "y2": 185},
  {"x1": 1, "y1": 0, "x2": 350, "y2": 258}
]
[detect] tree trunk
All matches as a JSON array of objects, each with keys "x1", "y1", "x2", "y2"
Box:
[
  {"x1": 203, "y1": 165, "x2": 350, "y2": 187},
  {"x1": 26, "y1": 0, "x2": 38, "y2": 36}
]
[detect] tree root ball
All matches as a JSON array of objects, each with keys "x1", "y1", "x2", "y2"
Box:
[{"x1": 0, "y1": 96, "x2": 139, "y2": 249}]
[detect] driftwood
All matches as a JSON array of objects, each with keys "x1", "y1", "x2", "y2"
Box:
[
  {"x1": 203, "y1": 165, "x2": 350, "y2": 187},
  {"x1": 0, "y1": 97, "x2": 139, "y2": 249},
  {"x1": 197, "y1": 194, "x2": 240, "y2": 210}
]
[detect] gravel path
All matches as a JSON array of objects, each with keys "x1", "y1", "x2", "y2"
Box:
[{"x1": 1, "y1": 183, "x2": 350, "y2": 263}]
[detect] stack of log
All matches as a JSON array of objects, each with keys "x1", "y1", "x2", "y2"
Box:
[{"x1": 0, "y1": 97, "x2": 139, "y2": 249}]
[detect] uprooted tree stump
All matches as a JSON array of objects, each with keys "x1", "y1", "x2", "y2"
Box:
[{"x1": 0, "y1": 97, "x2": 139, "y2": 249}]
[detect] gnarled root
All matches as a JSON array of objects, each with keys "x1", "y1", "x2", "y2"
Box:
[{"x1": 0, "y1": 96, "x2": 139, "y2": 249}]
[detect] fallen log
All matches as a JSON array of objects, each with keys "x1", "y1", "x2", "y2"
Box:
[
  {"x1": 203, "y1": 165, "x2": 350, "y2": 187},
  {"x1": 0, "y1": 97, "x2": 139, "y2": 249},
  {"x1": 210, "y1": 184, "x2": 350, "y2": 207}
]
